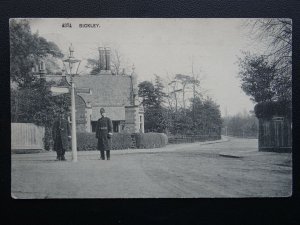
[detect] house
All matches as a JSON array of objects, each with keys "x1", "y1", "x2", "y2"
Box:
[{"x1": 34, "y1": 47, "x2": 144, "y2": 134}]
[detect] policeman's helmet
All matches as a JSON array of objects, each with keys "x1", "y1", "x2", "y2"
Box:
[{"x1": 100, "y1": 108, "x2": 105, "y2": 114}]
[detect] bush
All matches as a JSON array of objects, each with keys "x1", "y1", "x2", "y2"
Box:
[
  {"x1": 111, "y1": 133, "x2": 133, "y2": 150},
  {"x1": 77, "y1": 132, "x2": 133, "y2": 151},
  {"x1": 77, "y1": 132, "x2": 97, "y2": 151},
  {"x1": 254, "y1": 101, "x2": 292, "y2": 119},
  {"x1": 133, "y1": 132, "x2": 168, "y2": 149}
]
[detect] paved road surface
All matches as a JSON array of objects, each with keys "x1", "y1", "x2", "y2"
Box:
[{"x1": 11, "y1": 137, "x2": 292, "y2": 198}]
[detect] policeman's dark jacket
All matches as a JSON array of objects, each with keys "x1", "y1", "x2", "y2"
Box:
[
  {"x1": 52, "y1": 117, "x2": 71, "y2": 151},
  {"x1": 96, "y1": 116, "x2": 113, "y2": 151}
]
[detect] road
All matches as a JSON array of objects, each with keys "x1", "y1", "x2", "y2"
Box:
[{"x1": 11, "y1": 137, "x2": 292, "y2": 198}]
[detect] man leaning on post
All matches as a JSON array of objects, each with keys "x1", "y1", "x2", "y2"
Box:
[{"x1": 96, "y1": 108, "x2": 113, "y2": 160}]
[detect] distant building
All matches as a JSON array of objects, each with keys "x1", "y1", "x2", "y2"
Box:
[{"x1": 34, "y1": 47, "x2": 144, "y2": 134}]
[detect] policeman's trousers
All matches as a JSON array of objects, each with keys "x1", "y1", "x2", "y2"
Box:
[{"x1": 100, "y1": 150, "x2": 110, "y2": 160}]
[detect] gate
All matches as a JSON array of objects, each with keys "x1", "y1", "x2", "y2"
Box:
[
  {"x1": 258, "y1": 117, "x2": 292, "y2": 152},
  {"x1": 11, "y1": 123, "x2": 45, "y2": 150}
]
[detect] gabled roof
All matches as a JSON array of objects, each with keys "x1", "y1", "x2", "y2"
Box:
[{"x1": 73, "y1": 75, "x2": 133, "y2": 107}]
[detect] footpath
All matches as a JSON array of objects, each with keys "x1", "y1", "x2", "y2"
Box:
[
  {"x1": 11, "y1": 136, "x2": 230, "y2": 160},
  {"x1": 12, "y1": 136, "x2": 278, "y2": 160}
]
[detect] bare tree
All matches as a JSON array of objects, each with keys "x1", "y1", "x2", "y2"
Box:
[
  {"x1": 248, "y1": 19, "x2": 291, "y2": 74},
  {"x1": 166, "y1": 74, "x2": 182, "y2": 113},
  {"x1": 86, "y1": 46, "x2": 131, "y2": 75},
  {"x1": 173, "y1": 74, "x2": 194, "y2": 112},
  {"x1": 191, "y1": 59, "x2": 205, "y2": 101},
  {"x1": 111, "y1": 49, "x2": 122, "y2": 75},
  {"x1": 244, "y1": 18, "x2": 292, "y2": 101}
]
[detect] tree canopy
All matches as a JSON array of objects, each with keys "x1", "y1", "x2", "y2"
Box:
[
  {"x1": 10, "y1": 19, "x2": 70, "y2": 150},
  {"x1": 138, "y1": 77, "x2": 168, "y2": 132},
  {"x1": 10, "y1": 19, "x2": 63, "y2": 87},
  {"x1": 85, "y1": 48, "x2": 130, "y2": 75},
  {"x1": 222, "y1": 112, "x2": 258, "y2": 138},
  {"x1": 239, "y1": 19, "x2": 292, "y2": 103},
  {"x1": 238, "y1": 53, "x2": 277, "y2": 102},
  {"x1": 138, "y1": 74, "x2": 222, "y2": 136}
]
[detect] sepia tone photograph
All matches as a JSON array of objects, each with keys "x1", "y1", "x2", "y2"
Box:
[{"x1": 10, "y1": 18, "x2": 292, "y2": 199}]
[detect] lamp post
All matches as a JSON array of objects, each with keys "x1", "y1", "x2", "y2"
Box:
[{"x1": 63, "y1": 44, "x2": 81, "y2": 162}]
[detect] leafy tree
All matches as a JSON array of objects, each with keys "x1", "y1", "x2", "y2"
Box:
[
  {"x1": 138, "y1": 81, "x2": 156, "y2": 108},
  {"x1": 86, "y1": 58, "x2": 100, "y2": 75},
  {"x1": 189, "y1": 97, "x2": 222, "y2": 135},
  {"x1": 10, "y1": 19, "x2": 68, "y2": 150},
  {"x1": 238, "y1": 53, "x2": 277, "y2": 102},
  {"x1": 10, "y1": 19, "x2": 63, "y2": 87},
  {"x1": 138, "y1": 76, "x2": 168, "y2": 132},
  {"x1": 169, "y1": 109, "x2": 193, "y2": 135},
  {"x1": 11, "y1": 80, "x2": 71, "y2": 150},
  {"x1": 241, "y1": 19, "x2": 292, "y2": 102},
  {"x1": 153, "y1": 75, "x2": 167, "y2": 106},
  {"x1": 144, "y1": 107, "x2": 168, "y2": 133},
  {"x1": 139, "y1": 73, "x2": 221, "y2": 136}
]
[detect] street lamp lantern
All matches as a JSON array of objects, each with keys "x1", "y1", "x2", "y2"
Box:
[{"x1": 63, "y1": 44, "x2": 81, "y2": 162}]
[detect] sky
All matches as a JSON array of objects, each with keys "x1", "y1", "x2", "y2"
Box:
[{"x1": 28, "y1": 18, "x2": 268, "y2": 116}]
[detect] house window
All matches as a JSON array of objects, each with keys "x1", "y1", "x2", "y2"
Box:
[
  {"x1": 113, "y1": 121, "x2": 120, "y2": 133},
  {"x1": 140, "y1": 115, "x2": 143, "y2": 130},
  {"x1": 39, "y1": 61, "x2": 45, "y2": 70},
  {"x1": 91, "y1": 121, "x2": 97, "y2": 132}
]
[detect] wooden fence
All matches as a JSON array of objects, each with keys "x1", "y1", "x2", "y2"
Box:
[
  {"x1": 258, "y1": 117, "x2": 292, "y2": 152},
  {"x1": 168, "y1": 135, "x2": 221, "y2": 144},
  {"x1": 11, "y1": 123, "x2": 45, "y2": 150}
]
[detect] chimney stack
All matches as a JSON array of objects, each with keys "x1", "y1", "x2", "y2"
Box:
[
  {"x1": 105, "y1": 47, "x2": 111, "y2": 70},
  {"x1": 97, "y1": 47, "x2": 112, "y2": 75},
  {"x1": 98, "y1": 47, "x2": 105, "y2": 70}
]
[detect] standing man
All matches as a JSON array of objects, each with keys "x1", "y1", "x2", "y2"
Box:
[
  {"x1": 52, "y1": 111, "x2": 71, "y2": 161},
  {"x1": 96, "y1": 108, "x2": 113, "y2": 160}
]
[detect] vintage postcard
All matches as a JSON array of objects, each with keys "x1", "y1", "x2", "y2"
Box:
[{"x1": 10, "y1": 18, "x2": 292, "y2": 198}]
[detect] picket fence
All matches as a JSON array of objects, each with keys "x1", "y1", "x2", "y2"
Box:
[{"x1": 11, "y1": 123, "x2": 45, "y2": 150}]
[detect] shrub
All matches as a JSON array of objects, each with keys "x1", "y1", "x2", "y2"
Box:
[
  {"x1": 77, "y1": 132, "x2": 133, "y2": 151},
  {"x1": 77, "y1": 132, "x2": 97, "y2": 151},
  {"x1": 111, "y1": 133, "x2": 133, "y2": 150},
  {"x1": 254, "y1": 101, "x2": 292, "y2": 119},
  {"x1": 133, "y1": 132, "x2": 168, "y2": 149}
]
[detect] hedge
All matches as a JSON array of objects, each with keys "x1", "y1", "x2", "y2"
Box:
[
  {"x1": 76, "y1": 132, "x2": 168, "y2": 151},
  {"x1": 111, "y1": 133, "x2": 133, "y2": 150},
  {"x1": 133, "y1": 133, "x2": 168, "y2": 149},
  {"x1": 254, "y1": 101, "x2": 292, "y2": 119},
  {"x1": 77, "y1": 132, "x2": 97, "y2": 151},
  {"x1": 77, "y1": 132, "x2": 132, "y2": 151}
]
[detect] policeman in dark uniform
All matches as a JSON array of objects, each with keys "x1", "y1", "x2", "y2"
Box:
[
  {"x1": 96, "y1": 108, "x2": 113, "y2": 160},
  {"x1": 52, "y1": 111, "x2": 71, "y2": 161}
]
